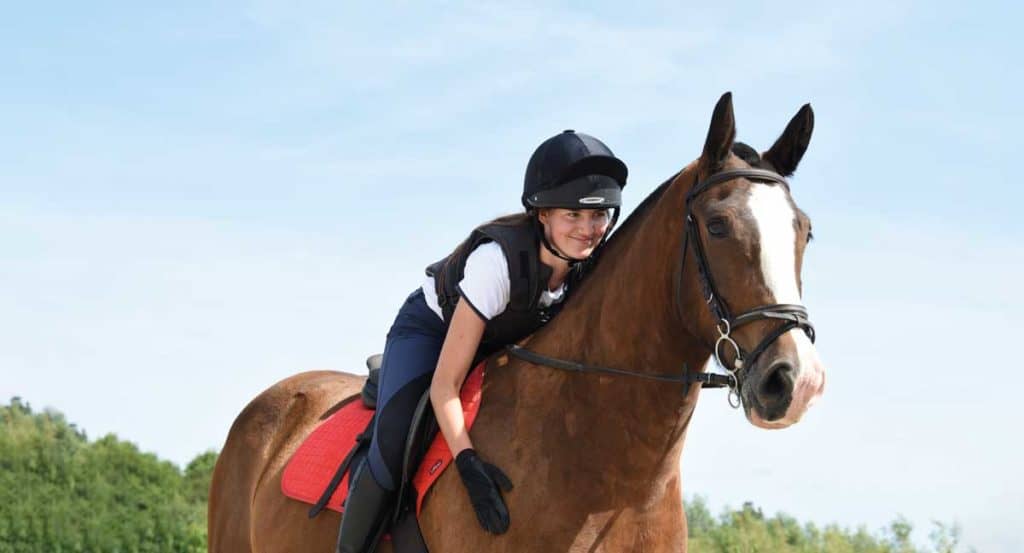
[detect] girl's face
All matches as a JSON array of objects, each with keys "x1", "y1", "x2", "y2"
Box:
[{"x1": 538, "y1": 208, "x2": 612, "y2": 260}]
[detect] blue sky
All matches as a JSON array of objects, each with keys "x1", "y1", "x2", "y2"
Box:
[{"x1": 2, "y1": 1, "x2": 1021, "y2": 551}]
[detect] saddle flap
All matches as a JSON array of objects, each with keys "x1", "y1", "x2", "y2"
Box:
[
  {"x1": 281, "y1": 362, "x2": 486, "y2": 519},
  {"x1": 280, "y1": 399, "x2": 375, "y2": 513},
  {"x1": 393, "y1": 390, "x2": 439, "y2": 525}
]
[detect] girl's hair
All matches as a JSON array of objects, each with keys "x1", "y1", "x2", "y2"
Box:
[
  {"x1": 434, "y1": 211, "x2": 535, "y2": 294},
  {"x1": 488, "y1": 211, "x2": 535, "y2": 227}
]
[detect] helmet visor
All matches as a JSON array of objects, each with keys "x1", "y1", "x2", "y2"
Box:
[{"x1": 525, "y1": 174, "x2": 622, "y2": 208}]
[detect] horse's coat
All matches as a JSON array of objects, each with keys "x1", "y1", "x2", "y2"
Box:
[{"x1": 208, "y1": 93, "x2": 827, "y2": 552}]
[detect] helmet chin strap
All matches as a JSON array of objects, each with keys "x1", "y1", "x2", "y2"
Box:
[
  {"x1": 531, "y1": 215, "x2": 580, "y2": 265},
  {"x1": 532, "y1": 208, "x2": 620, "y2": 267}
]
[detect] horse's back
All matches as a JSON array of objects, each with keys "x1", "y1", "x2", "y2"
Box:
[{"x1": 208, "y1": 370, "x2": 366, "y2": 553}]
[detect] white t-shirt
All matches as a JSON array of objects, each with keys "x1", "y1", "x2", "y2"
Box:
[{"x1": 422, "y1": 242, "x2": 566, "y2": 321}]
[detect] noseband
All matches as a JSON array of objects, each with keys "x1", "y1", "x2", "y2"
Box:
[
  {"x1": 679, "y1": 168, "x2": 816, "y2": 407},
  {"x1": 506, "y1": 167, "x2": 816, "y2": 409}
]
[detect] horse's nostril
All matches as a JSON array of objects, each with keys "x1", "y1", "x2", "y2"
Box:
[{"x1": 758, "y1": 362, "x2": 794, "y2": 404}]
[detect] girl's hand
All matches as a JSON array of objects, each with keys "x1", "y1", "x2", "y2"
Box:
[{"x1": 454, "y1": 448, "x2": 514, "y2": 534}]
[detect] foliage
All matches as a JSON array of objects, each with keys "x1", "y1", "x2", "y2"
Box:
[
  {"x1": 684, "y1": 495, "x2": 972, "y2": 553},
  {"x1": 0, "y1": 398, "x2": 217, "y2": 553}
]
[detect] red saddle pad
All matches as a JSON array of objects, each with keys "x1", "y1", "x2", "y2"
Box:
[{"x1": 281, "y1": 363, "x2": 486, "y2": 515}]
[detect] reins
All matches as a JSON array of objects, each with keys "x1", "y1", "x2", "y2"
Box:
[
  {"x1": 504, "y1": 345, "x2": 733, "y2": 389},
  {"x1": 507, "y1": 167, "x2": 816, "y2": 409}
]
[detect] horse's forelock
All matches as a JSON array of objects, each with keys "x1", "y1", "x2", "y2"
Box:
[{"x1": 731, "y1": 142, "x2": 763, "y2": 167}]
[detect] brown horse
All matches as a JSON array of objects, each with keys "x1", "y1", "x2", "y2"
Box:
[{"x1": 208, "y1": 92, "x2": 826, "y2": 552}]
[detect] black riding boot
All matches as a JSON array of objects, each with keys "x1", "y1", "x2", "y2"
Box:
[{"x1": 336, "y1": 461, "x2": 394, "y2": 553}]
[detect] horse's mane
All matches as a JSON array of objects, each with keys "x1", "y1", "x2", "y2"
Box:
[{"x1": 603, "y1": 172, "x2": 678, "y2": 250}]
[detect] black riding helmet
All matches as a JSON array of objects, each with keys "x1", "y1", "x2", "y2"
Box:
[
  {"x1": 523, "y1": 130, "x2": 628, "y2": 209},
  {"x1": 522, "y1": 130, "x2": 628, "y2": 262}
]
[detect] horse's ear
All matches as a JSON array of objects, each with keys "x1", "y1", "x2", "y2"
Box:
[
  {"x1": 701, "y1": 92, "x2": 736, "y2": 172},
  {"x1": 763, "y1": 103, "x2": 814, "y2": 177}
]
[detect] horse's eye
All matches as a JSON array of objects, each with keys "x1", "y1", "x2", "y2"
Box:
[{"x1": 707, "y1": 218, "x2": 729, "y2": 237}]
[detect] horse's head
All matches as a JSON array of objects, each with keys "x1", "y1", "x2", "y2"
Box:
[{"x1": 681, "y1": 92, "x2": 825, "y2": 429}]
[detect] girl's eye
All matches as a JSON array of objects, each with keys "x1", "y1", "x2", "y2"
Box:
[
  {"x1": 706, "y1": 218, "x2": 728, "y2": 237},
  {"x1": 807, "y1": 227, "x2": 814, "y2": 242}
]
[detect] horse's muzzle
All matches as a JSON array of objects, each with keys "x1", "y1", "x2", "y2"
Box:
[{"x1": 744, "y1": 331, "x2": 825, "y2": 429}]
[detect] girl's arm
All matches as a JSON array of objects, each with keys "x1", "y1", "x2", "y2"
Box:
[{"x1": 430, "y1": 297, "x2": 487, "y2": 456}]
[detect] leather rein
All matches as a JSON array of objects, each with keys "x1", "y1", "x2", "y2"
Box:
[{"x1": 506, "y1": 167, "x2": 816, "y2": 409}]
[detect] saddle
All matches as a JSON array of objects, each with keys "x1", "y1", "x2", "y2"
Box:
[{"x1": 282, "y1": 355, "x2": 488, "y2": 553}]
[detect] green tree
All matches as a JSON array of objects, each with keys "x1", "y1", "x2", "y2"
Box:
[
  {"x1": 0, "y1": 398, "x2": 217, "y2": 553},
  {"x1": 684, "y1": 496, "x2": 968, "y2": 553}
]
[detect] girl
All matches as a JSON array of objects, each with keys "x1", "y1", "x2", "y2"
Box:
[{"x1": 337, "y1": 130, "x2": 628, "y2": 553}]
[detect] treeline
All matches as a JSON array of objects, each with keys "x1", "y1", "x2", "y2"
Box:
[
  {"x1": 0, "y1": 398, "x2": 214, "y2": 552},
  {"x1": 685, "y1": 497, "x2": 965, "y2": 553},
  {"x1": 1, "y1": 398, "x2": 966, "y2": 552}
]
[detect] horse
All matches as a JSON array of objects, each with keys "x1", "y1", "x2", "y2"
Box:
[{"x1": 207, "y1": 92, "x2": 826, "y2": 552}]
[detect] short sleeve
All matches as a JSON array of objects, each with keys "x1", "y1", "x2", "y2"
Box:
[{"x1": 457, "y1": 242, "x2": 511, "y2": 320}]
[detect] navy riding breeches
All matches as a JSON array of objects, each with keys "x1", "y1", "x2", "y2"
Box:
[{"x1": 365, "y1": 288, "x2": 449, "y2": 491}]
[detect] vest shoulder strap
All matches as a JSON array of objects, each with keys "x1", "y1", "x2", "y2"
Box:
[{"x1": 476, "y1": 221, "x2": 545, "y2": 312}]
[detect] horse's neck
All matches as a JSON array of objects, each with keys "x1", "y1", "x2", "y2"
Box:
[{"x1": 509, "y1": 167, "x2": 711, "y2": 502}]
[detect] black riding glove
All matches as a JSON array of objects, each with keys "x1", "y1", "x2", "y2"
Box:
[{"x1": 454, "y1": 448, "x2": 514, "y2": 534}]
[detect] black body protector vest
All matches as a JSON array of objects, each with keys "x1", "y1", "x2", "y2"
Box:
[{"x1": 425, "y1": 219, "x2": 588, "y2": 361}]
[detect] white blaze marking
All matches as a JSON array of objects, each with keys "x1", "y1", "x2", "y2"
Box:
[
  {"x1": 746, "y1": 183, "x2": 800, "y2": 304},
  {"x1": 746, "y1": 182, "x2": 825, "y2": 423}
]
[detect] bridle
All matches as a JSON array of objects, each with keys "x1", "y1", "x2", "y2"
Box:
[
  {"x1": 678, "y1": 167, "x2": 815, "y2": 407},
  {"x1": 506, "y1": 167, "x2": 816, "y2": 409}
]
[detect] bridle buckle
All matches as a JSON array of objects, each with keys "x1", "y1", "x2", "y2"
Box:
[
  {"x1": 714, "y1": 319, "x2": 743, "y2": 372},
  {"x1": 714, "y1": 319, "x2": 744, "y2": 409}
]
